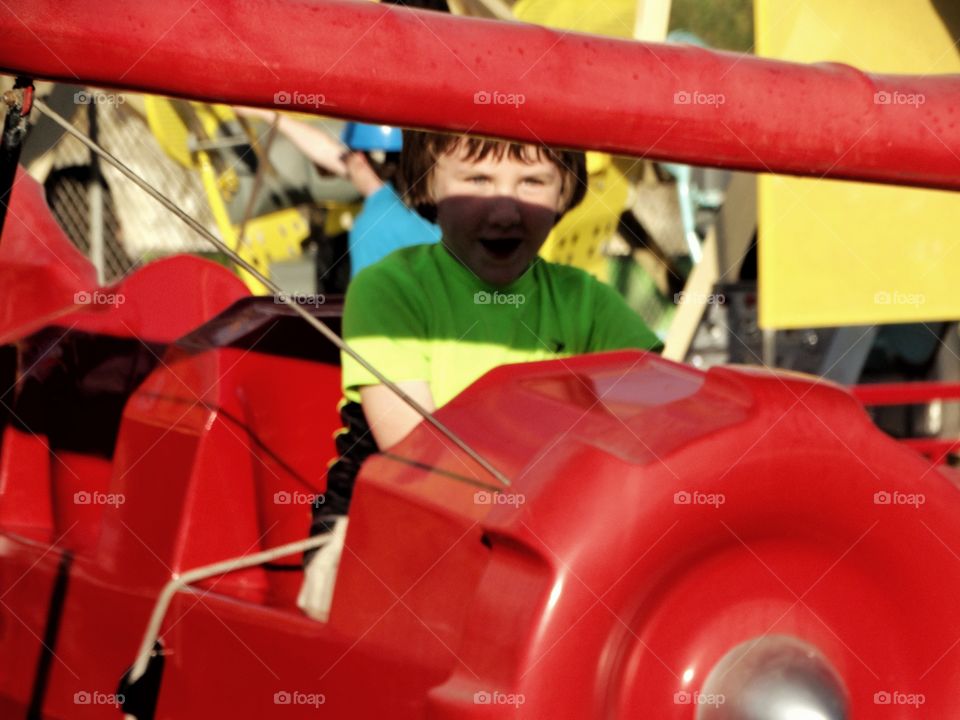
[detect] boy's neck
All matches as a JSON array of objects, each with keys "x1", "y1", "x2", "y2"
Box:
[{"x1": 438, "y1": 242, "x2": 539, "y2": 290}]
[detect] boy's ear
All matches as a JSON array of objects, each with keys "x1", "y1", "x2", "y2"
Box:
[
  {"x1": 555, "y1": 177, "x2": 576, "y2": 213},
  {"x1": 421, "y1": 167, "x2": 440, "y2": 206}
]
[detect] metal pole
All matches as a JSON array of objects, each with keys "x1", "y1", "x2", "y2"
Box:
[
  {"x1": 0, "y1": 77, "x2": 34, "y2": 240},
  {"x1": 87, "y1": 100, "x2": 105, "y2": 284}
]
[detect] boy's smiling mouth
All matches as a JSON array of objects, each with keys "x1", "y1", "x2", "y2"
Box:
[{"x1": 479, "y1": 236, "x2": 524, "y2": 259}]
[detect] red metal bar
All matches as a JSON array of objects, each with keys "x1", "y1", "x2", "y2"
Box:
[
  {"x1": 896, "y1": 439, "x2": 957, "y2": 467},
  {"x1": 1, "y1": 0, "x2": 959, "y2": 190},
  {"x1": 900, "y1": 438, "x2": 960, "y2": 459},
  {"x1": 850, "y1": 381, "x2": 960, "y2": 406},
  {"x1": 850, "y1": 382, "x2": 960, "y2": 464}
]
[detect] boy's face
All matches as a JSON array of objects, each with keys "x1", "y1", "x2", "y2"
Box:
[{"x1": 430, "y1": 144, "x2": 569, "y2": 287}]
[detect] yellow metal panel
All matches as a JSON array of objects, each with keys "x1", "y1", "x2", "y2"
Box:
[
  {"x1": 236, "y1": 207, "x2": 311, "y2": 293},
  {"x1": 756, "y1": 0, "x2": 960, "y2": 328},
  {"x1": 512, "y1": 0, "x2": 637, "y2": 38},
  {"x1": 539, "y1": 155, "x2": 632, "y2": 280}
]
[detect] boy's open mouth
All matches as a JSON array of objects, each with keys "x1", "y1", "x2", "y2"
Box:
[{"x1": 479, "y1": 237, "x2": 523, "y2": 259}]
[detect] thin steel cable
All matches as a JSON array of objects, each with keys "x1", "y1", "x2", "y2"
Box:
[{"x1": 33, "y1": 98, "x2": 510, "y2": 487}]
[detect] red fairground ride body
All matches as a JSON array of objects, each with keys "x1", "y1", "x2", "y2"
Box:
[{"x1": 0, "y1": 2, "x2": 959, "y2": 718}]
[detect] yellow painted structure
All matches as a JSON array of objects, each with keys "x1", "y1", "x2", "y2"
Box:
[
  {"x1": 756, "y1": 1, "x2": 960, "y2": 328},
  {"x1": 539, "y1": 154, "x2": 636, "y2": 280},
  {"x1": 512, "y1": 0, "x2": 638, "y2": 39}
]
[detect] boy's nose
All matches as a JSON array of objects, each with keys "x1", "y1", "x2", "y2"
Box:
[{"x1": 486, "y1": 195, "x2": 522, "y2": 227}]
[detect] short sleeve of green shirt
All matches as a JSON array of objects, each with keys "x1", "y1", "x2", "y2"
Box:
[
  {"x1": 585, "y1": 275, "x2": 664, "y2": 353},
  {"x1": 340, "y1": 258, "x2": 431, "y2": 401}
]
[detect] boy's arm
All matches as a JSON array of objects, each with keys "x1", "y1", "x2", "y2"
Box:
[
  {"x1": 359, "y1": 380, "x2": 436, "y2": 450},
  {"x1": 341, "y1": 260, "x2": 436, "y2": 446},
  {"x1": 233, "y1": 106, "x2": 349, "y2": 176}
]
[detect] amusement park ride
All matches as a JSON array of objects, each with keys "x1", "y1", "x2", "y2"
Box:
[{"x1": 1, "y1": 0, "x2": 960, "y2": 718}]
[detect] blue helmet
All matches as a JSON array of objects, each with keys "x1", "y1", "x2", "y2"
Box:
[{"x1": 341, "y1": 123, "x2": 403, "y2": 152}]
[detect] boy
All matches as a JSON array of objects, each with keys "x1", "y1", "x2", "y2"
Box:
[{"x1": 298, "y1": 130, "x2": 661, "y2": 620}]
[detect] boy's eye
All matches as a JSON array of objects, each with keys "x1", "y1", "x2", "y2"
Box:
[
  {"x1": 522, "y1": 177, "x2": 545, "y2": 187},
  {"x1": 467, "y1": 175, "x2": 490, "y2": 184}
]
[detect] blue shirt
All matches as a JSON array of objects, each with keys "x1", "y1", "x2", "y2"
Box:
[{"x1": 348, "y1": 184, "x2": 441, "y2": 278}]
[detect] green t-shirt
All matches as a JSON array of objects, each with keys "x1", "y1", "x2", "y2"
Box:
[{"x1": 341, "y1": 243, "x2": 662, "y2": 407}]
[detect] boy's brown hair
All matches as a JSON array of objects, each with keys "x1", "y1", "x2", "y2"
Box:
[{"x1": 398, "y1": 130, "x2": 588, "y2": 222}]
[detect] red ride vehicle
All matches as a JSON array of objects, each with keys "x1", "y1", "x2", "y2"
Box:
[{"x1": 1, "y1": 1, "x2": 959, "y2": 718}]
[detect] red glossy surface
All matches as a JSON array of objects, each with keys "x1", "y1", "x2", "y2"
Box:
[
  {"x1": 851, "y1": 382, "x2": 960, "y2": 463},
  {"x1": 66, "y1": 253, "x2": 251, "y2": 343},
  {"x1": 852, "y1": 380, "x2": 960, "y2": 405},
  {"x1": 5, "y1": 337, "x2": 960, "y2": 717},
  {"x1": 1, "y1": 1, "x2": 959, "y2": 190},
  {"x1": 0, "y1": 166, "x2": 248, "y2": 346},
  {"x1": 0, "y1": 169, "x2": 98, "y2": 344},
  {"x1": 1, "y1": 3, "x2": 960, "y2": 716}
]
